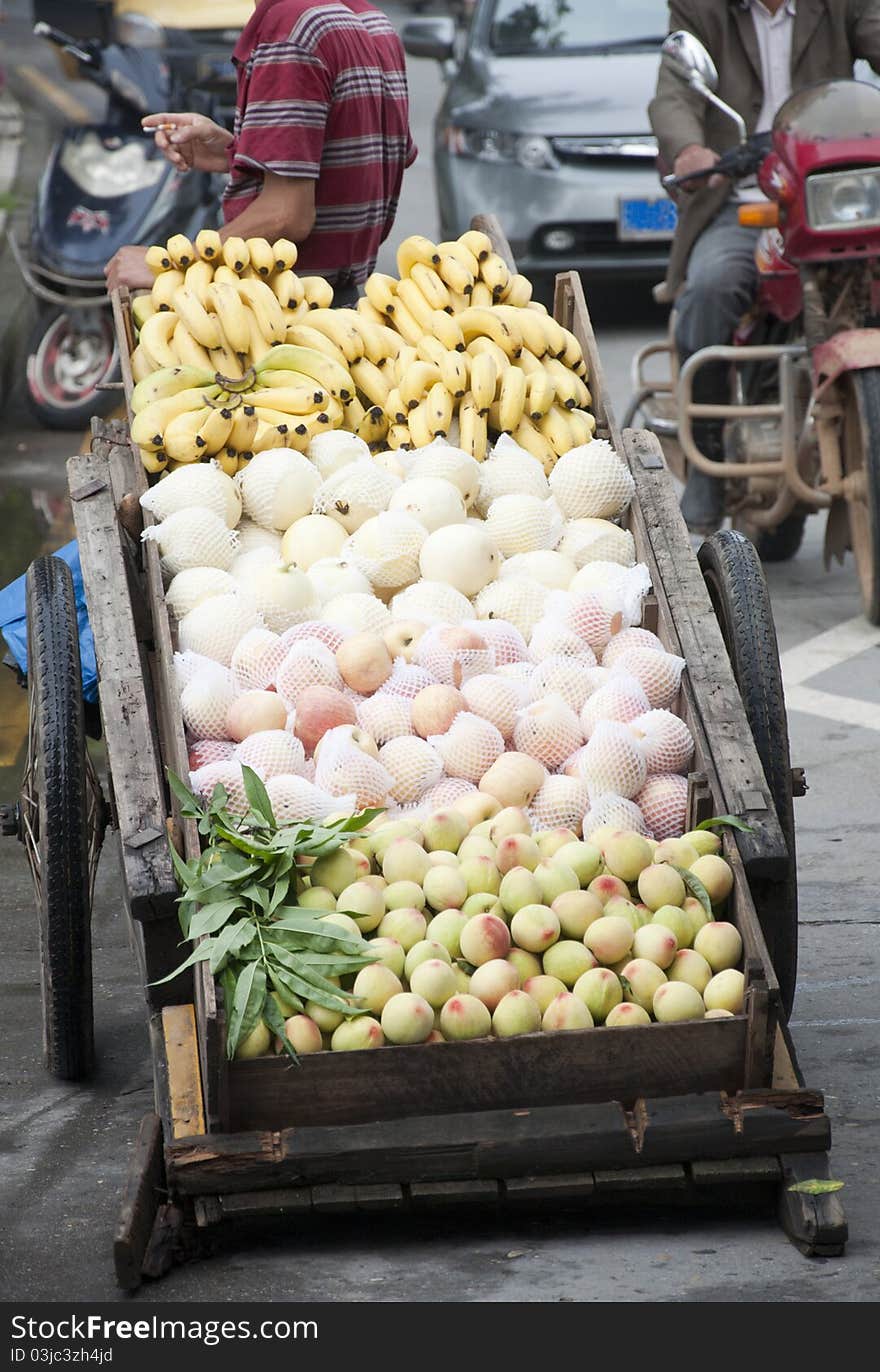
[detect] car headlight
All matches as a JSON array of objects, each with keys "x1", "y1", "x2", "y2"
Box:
[
  {"x1": 60, "y1": 134, "x2": 166, "y2": 197},
  {"x1": 443, "y1": 126, "x2": 558, "y2": 171},
  {"x1": 114, "y1": 12, "x2": 166, "y2": 48},
  {"x1": 806, "y1": 168, "x2": 880, "y2": 230}
]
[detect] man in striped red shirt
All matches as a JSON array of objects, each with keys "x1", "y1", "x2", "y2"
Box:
[{"x1": 106, "y1": 1, "x2": 417, "y2": 303}]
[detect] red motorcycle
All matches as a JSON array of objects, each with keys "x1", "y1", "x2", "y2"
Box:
[{"x1": 626, "y1": 31, "x2": 880, "y2": 623}]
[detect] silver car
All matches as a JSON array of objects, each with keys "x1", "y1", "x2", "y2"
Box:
[{"x1": 403, "y1": 0, "x2": 675, "y2": 282}]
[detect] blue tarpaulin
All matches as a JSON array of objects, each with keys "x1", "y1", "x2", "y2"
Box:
[{"x1": 0, "y1": 541, "x2": 98, "y2": 703}]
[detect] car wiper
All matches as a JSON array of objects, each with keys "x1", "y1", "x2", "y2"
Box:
[
  {"x1": 580, "y1": 35, "x2": 668, "y2": 53},
  {"x1": 492, "y1": 35, "x2": 667, "y2": 57}
]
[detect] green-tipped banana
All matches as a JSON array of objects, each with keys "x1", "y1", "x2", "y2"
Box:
[
  {"x1": 131, "y1": 385, "x2": 221, "y2": 449},
  {"x1": 131, "y1": 366, "x2": 215, "y2": 415},
  {"x1": 255, "y1": 344, "x2": 354, "y2": 402}
]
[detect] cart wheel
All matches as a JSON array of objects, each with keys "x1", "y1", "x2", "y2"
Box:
[
  {"x1": 697, "y1": 531, "x2": 798, "y2": 1018},
  {"x1": 22, "y1": 556, "x2": 105, "y2": 1080}
]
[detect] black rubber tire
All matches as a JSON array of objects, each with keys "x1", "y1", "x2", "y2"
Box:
[
  {"x1": 697, "y1": 530, "x2": 798, "y2": 1018},
  {"x1": 24, "y1": 307, "x2": 120, "y2": 432},
  {"x1": 755, "y1": 511, "x2": 807, "y2": 564},
  {"x1": 25, "y1": 556, "x2": 94, "y2": 1080},
  {"x1": 842, "y1": 369, "x2": 880, "y2": 624}
]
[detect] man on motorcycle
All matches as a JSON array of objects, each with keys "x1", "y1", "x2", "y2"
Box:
[
  {"x1": 105, "y1": 0, "x2": 416, "y2": 305},
  {"x1": 650, "y1": 0, "x2": 880, "y2": 535}
]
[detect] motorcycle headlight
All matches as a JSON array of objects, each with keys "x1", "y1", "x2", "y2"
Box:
[
  {"x1": 443, "y1": 126, "x2": 558, "y2": 171},
  {"x1": 806, "y1": 168, "x2": 880, "y2": 231},
  {"x1": 114, "y1": 12, "x2": 166, "y2": 49},
  {"x1": 60, "y1": 134, "x2": 166, "y2": 198}
]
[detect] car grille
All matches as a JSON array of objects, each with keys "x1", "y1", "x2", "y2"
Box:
[{"x1": 550, "y1": 136, "x2": 659, "y2": 168}]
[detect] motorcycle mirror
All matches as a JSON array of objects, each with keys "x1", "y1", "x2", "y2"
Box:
[{"x1": 661, "y1": 30, "x2": 719, "y2": 91}]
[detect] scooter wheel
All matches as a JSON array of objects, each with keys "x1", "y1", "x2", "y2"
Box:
[{"x1": 25, "y1": 306, "x2": 120, "y2": 431}]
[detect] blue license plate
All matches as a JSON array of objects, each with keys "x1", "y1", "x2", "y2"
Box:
[{"x1": 618, "y1": 197, "x2": 678, "y2": 241}]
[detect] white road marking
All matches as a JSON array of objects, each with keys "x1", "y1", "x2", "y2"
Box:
[{"x1": 780, "y1": 615, "x2": 880, "y2": 731}]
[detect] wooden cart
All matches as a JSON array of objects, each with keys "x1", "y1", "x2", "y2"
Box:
[{"x1": 10, "y1": 218, "x2": 846, "y2": 1288}]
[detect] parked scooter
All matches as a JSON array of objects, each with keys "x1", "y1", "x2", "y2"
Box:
[
  {"x1": 6, "y1": 21, "x2": 224, "y2": 430},
  {"x1": 626, "y1": 31, "x2": 880, "y2": 624}
]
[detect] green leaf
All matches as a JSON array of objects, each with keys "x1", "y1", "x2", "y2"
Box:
[
  {"x1": 209, "y1": 919, "x2": 257, "y2": 974},
  {"x1": 787, "y1": 1179, "x2": 845, "y2": 1196},
  {"x1": 263, "y1": 945, "x2": 358, "y2": 1013},
  {"x1": 241, "y1": 765, "x2": 276, "y2": 828},
  {"x1": 270, "y1": 909, "x2": 368, "y2": 952},
  {"x1": 188, "y1": 898, "x2": 246, "y2": 940},
  {"x1": 696, "y1": 815, "x2": 755, "y2": 833},
  {"x1": 177, "y1": 898, "x2": 196, "y2": 938},
  {"x1": 148, "y1": 939, "x2": 217, "y2": 986},
  {"x1": 671, "y1": 864, "x2": 713, "y2": 917},
  {"x1": 267, "y1": 874, "x2": 291, "y2": 916},
  {"x1": 267, "y1": 965, "x2": 306, "y2": 1015},
  {"x1": 167, "y1": 768, "x2": 206, "y2": 819},
  {"x1": 262, "y1": 990, "x2": 300, "y2": 1066},
  {"x1": 168, "y1": 841, "x2": 198, "y2": 893},
  {"x1": 295, "y1": 951, "x2": 380, "y2": 975},
  {"x1": 226, "y1": 962, "x2": 267, "y2": 1060}
]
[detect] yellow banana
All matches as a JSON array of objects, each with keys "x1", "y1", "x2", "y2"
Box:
[
  {"x1": 515, "y1": 345, "x2": 544, "y2": 376},
  {"x1": 356, "y1": 404, "x2": 390, "y2": 446},
  {"x1": 222, "y1": 237, "x2": 250, "y2": 273},
  {"x1": 538, "y1": 405, "x2": 575, "y2": 458},
  {"x1": 252, "y1": 420, "x2": 288, "y2": 454},
  {"x1": 499, "y1": 273, "x2": 533, "y2": 308},
  {"x1": 417, "y1": 335, "x2": 446, "y2": 368},
  {"x1": 301, "y1": 276, "x2": 335, "y2": 310},
  {"x1": 525, "y1": 370, "x2": 556, "y2": 420},
  {"x1": 437, "y1": 239, "x2": 480, "y2": 277},
  {"x1": 479, "y1": 252, "x2": 510, "y2": 300},
  {"x1": 196, "y1": 405, "x2": 235, "y2": 456},
  {"x1": 436, "y1": 251, "x2": 474, "y2": 297},
  {"x1": 536, "y1": 313, "x2": 568, "y2": 359},
  {"x1": 470, "y1": 351, "x2": 500, "y2": 414},
  {"x1": 248, "y1": 384, "x2": 329, "y2": 413},
  {"x1": 343, "y1": 394, "x2": 367, "y2": 431},
  {"x1": 282, "y1": 302, "x2": 311, "y2": 327},
  {"x1": 543, "y1": 357, "x2": 589, "y2": 409},
  {"x1": 194, "y1": 228, "x2": 222, "y2": 262},
  {"x1": 567, "y1": 407, "x2": 596, "y2": 445},
  {"x1": 208, "y1": 282, "x2": 251, "y2": 355},
  {"x1": 497, "y1": 365, "x2": 528, "y2": 433},
  {"x1": 173, "y1": 287, "x2": 223, "y2": 349},
  {"x1": 247, "y1": 237, "x2": 276, "y2": 278},
  {"x1": 495, "y1": 304, "x2": 546, "y2": 357},
  {"x1": 285, "y1": 324, "x2": 349, "y2": 371},
  {"x1": 457, "y1": 307, "x2": 521, "y2": 358},
  {"x1": 236, "y1": 277, "x2": 286, "y2": 344},
  {"x1": 253, "y1": 405, "x2": 301, "y2": 437},
  {"x1": 384, "y1": 386, "x2": 408, "y2": 426},
  {"x1": 458, "y1": 229, "x2": 492, "y2": 262},
  {"x1": 228, "y1": 404, "x2": 259, "y2": 454},
  {"x1": 526, "y1": 299, "x2": 549, "y2": 314},
  {"x1": 410, "y1": 262, "x2": 451, "y2": 313},
  {"x1": 161, "y1": 407, "x2": 210, "y2": 462},
  {"x1": 407, "y1": 398, "x2": 434, "y2": 448},
  {"x1": 131, "y1": 365, "x2": 214, "y2": 414},
  {"x1": 458, "y1": 391, "x2": 488, "y2": 461},
  {"x1": 131, "y1": 385, "x2": 219, "y2": 449},
  {"x1": 150, "y1": 268, "x2": 185, "y2": 312},
  {"x1": 513, "y1": 416, "x2": 556, "y2": 473},
  {"x1": 396, "y1": 278, "x2": 434, "y2": 332},
  {"x1": 242, "y1": 306, "x2": 274, "y2": 368},
  {"x1": 351, "y1": 356, "x2": 391, "y2": 407},
  {"x1": 217, "y1": 448, "x2": 240, "y2": 477},
  {"x1": 272, "y1": 237, "x2": 298, "y2": 271},
  {"x1": 397, "y1": 234, "x2": 441, "y2": 277},
  {"x1": 426, "y1": 381, "x2": 453, "y2": 438},
  {"x1": 140, "y1": 311, "x2": 180, "y2": 367},
  {"x1": 172, "y1": 321, "x2": 213, "y2": 371},
  {"x1": 146, "y1": 244, "x2": 172, "y2": 275},
  {"x1": 429, "y1": 309, "x2": 466, "y2": 353},
  {"x1": 209, "y1": 342, "x2": 246, "y2": 381},
  {"x1": 399, "y1": 359, "x2": 441, "y2": 411},
  {"x1": 438, "y1": 349, "x2": 469, "y2": 399},
  {"x1": 213, "y1": 264, "x2": 241, "y2": 288},
  {"x1": 139, "y1": 446, "x2": 168, "y2": 473},
  {"x1": 183, "y1": 259, "x2": 215, "y2": 308},
  {"x1": 466, "y1": 335, "x2": 510, "y2": 375},
  {"x1": 356, "y1": 297, "x2": 389, "y2": 327},
  {"x1": 131, "y1": 294, "x2": 156, "y2": 330},
  {"x1": 302, "y1": 308, "x2": 364, "y2": 364},
  {"x1": 256, "y1": 366, "x2": 328, "y2": 395},
  {"x1": 271, "y1": 269, "x2": 303, "y2": 309},
  {"x1": 559, "y1": 326, "x2": 585, "y2": 371},
  {"x1": 130, "y1": 345, "x2": 153, "y2": 383},
  {"x1": 345, "y1": 313, "x2": 392, "y2": 367},
  {"x1": 364, "y1": 272, "x2": 398, "y2": 316},
  {"x1": 257, "y1": 343, "x2": 355, "y2": 402},
  {"x1": 166, "y1": 234, "x2": 196, "y2": 269},
  {"x1": 469, "y1": 281, "x2": 495, "y2": 308},
  {"x1": 387, "y1": 422, "x2": 412, "y2": 451},
  {"x1": 386, "y1": 298, "x2": 423, "y2": 346},
  {"x1": 393, "y1": 344, "x2": 419, "y2": 379},
  {"x1": 447, "y1": 289, "x2": 472, "y2": 314}
]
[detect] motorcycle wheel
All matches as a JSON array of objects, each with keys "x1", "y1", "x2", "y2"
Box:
[
  {"x1": 734, "y1": 510, "x2": 807, "y2": 563},
  {"x1": 841, "y1": 368, "x2": 880, "y2": 624},
  {"x1": 25, "y1": 306, "x2": 120, "y2": 431}
]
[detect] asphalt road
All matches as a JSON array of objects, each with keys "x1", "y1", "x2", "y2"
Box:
[{"x1": 0, "y1": 1, "x2": 878, "y2": 1304}]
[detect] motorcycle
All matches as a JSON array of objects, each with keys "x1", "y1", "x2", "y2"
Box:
[
  {"x1": 625, "y1": 30, "x2": 880, "y2": 624},
  {"x1": 5, "y1": 21, "x2": 224, "y2": 430}
]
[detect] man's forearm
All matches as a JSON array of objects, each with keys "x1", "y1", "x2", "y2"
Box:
[{"x1": 219, "y1": 179, "x2": 316, "y2": 246}]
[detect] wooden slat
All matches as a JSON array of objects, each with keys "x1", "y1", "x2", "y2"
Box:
[
  {"x1": 594, "y1": 1164, "x2": 687, "y2": 1192},
  {"x1": 778, "y1": 1152, "x2": 848, "y2": 1256},
  {"x1": 113, "y1": 1114, "x2": 165, "y2": 1291},
  {"x1": 409, "y1": 1179, "x2": 500, "y2": 1207},
  {"x1": 504, "y1": 1174, "x2": 595, "y2": 1202},
  {"x1": 691, "y1": 1156, "x2": 780, "y2": 1186},
  {"x1": 161, "y1": 1005, "x2": 206, "y2": 1139}
]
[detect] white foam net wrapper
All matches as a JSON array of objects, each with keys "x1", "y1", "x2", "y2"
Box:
[
  {"x1": 461, "y1": 673, "x2": 527, "y2": 740},
  {"x1": 474, "y1": 439, "x2": 549, "y2": 516},
  {"x1": 142, "y1": 507, "x2": 238, "y2": 580},
  {"x1": 417, "y1": 776, "x2": 478, "y2": 809},
  {"x1": 548, "y1": 440, "x2": 635, "y2": 520},
  {"x1": 528, "y1": 655, "x2": 596, "y2": 714},
  {"x1": 560, "y1": 743, "x2": 590, "y2": 778},
  {"x1": 581, "y1": 666, "x2": 613, "y2": 699},
  {"x1": 528, "y1": 618, "x2": 597, "y2": 664},
  {"x1": 356, "y1": 693, "x2": 414, "y2": 745},
  {"x1": 312, "y1": 461, "x2": 400, "y2": 533},
  {"x1": 555, "y1": 518, "x2": 635, "y2": 569},
  {"x1": 499, "y1": 550, "x2": 576, "y2": 591},
  {"x1": 321, "y1": 592, "x2": 392, "y2": 634},
  {"x1": 140, "y1": 460, "x2": 240, "y2": 528},
  {"x1": 378, "y1": 736, "x2": 445, "y2": 804},
  {"x1": 343, "y1": 512, "x2": 426, "y2": 590},
  {"x1": 391, "y1": 579, "x2": 474, "y2": 626},
  {"x1": 381, "y1": 660, "x2": 439, "y2": 699},
  {"x1": 188, "y1": 738, "x2": 235, "y2": 770},
  {"x1": 276, "y1": 639, "x2": 343, "y2": 710},
  {"x1": 403, "y1": 440, "x2": 481, "y2": 509},
  {"x1": 629, "y1": 709, "x2": 695, "y2": 775},
  {"x1": 180, "y1": 664, "x2": 238, "y2": 741},
  {"x1": 234, "y1": 520, "x2": 283, "y2": 558},
  {"x1": 601, "y1": 626, "x2": 665, "y2": 669},
  {"x1": 230, "y1": 546, "x2": 277, "y2": 581},
  {"x1": 428, "y1": 711, "x2": 505, "y2": 782},
  {"x1": 233, "y1": 730, "x2": 306, "y2": 780},
  {"x1": 230, "y1": 626, "x2": 288, "y2": 692},
  {"x1": 307, "y1": 429, "x2": 370, "y2": 478},
  {"x1": 174, "y1": 649, "x2": 223, "y2": 691},
  {"x1": 473, "y1": 577, "x2": 549, "y2": 640},
  {"x1": 544, "y1": 588, "x2": 634, "y2": 657},
  {"x1": 513, "y1": 693, "x2": 584, "y2": 770},
  {"x1": 528, "y1": 775, "x2": 590, "y2": 834},
  {"x1": 165, "y1": 567, "x2": 240, "y2": 621},
  {"x1": 579, "y1": 672, "x2": 651, "y2": 740},
  {"x1": 313, "y1": 727, "x2": 394, "y2": 806},
  {"x1": 496, "y1": 660, "x2": 536, "y2": 686},
  {"x1": 307, "y1": 556, "x2": 373, "y2": 604},
  {"x1": 178, "y1": 594, "x2": 262, "y2": 668},
  {"x1": 415, "y1": 624, "x2": 494, "y2": 688},
  {"x1": 636, "y1": 773, "x2": 689, "y2": 842},
  {"x1": 578, "y1": 719, "x2": 648, "y2": 801},
  {"x1": 611, "y1": 647, "x2": 686, "y2": 710},
  {"x1": 266, "y1": 773, "x2": 356, "y2": 823},
  {"x1": 583, "y1": 794, "x2": 650, "y2": 840},
  {"x1": 484, "y1": 494, "x2": 561, "y2": 557},
  {"x1": 281, "y1": 620, "x2": 350, "y2": 654},
  {"x1": 463, "y1": 617, "x2": 527, "y2": 666},
  {"x1": 569, "y1": 562, "x2": 650, "y2": 626},
  {"x1": 237, "y1": 449, "x2": 322, "y2": 531},
  {"x1": 189, "y1": 760, "x2": 249, "y2": 814}
]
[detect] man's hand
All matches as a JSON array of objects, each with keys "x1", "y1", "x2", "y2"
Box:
[
  {"x1": 673, "y1": 143, "x2": 721, "y2": 190},
  {"x1": 104, "y1": 245, "x2": 154, "y2": 294},
  {"x1": 142, "y1": 112, "x2": 233, "y2": 175}
]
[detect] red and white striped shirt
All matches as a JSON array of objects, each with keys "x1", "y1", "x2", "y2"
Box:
[{"x1": 223, "y1": 0, "x2": 417, "y2": 286}]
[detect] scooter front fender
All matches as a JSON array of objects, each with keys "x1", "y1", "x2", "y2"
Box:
[{"x1": 812, "y1": 328, "x2": 880, "y2": 398}]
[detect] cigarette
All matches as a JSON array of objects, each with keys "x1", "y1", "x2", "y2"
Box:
[{"x1": 152, "y1": 122, "x2": 177, "y2": 132}]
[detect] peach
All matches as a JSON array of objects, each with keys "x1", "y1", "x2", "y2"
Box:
[
  {"x1": 427, "y1": 850, "x2": 459, "y2": 868},
  {"x1": 495, "y1": 833, "x2": 541, "y2": 874},
  {"x1": 588, "y1": 874, "x2": 631, "y2": 906},
  {"x1": 602, "y1": 832, "x2": 654, "y2": 883},
  {"x1": 507, "y1": 948, "x2": 542, "y2": 982},
  {"x1": 451, "y1": 791, "x2": 501, "y2": 826},
  {"x1": 522, "y1": 974, "x2": 567, "y2": 1014},
  {"x1": 235, "y1": 1020, "x2": 273, "y2": 1059},
  {"x1": 573, "y1": 967, "x2": 623, "y2": 1023},
  {"x1": 336, "y1": 880, "x2": 385, "y2": 933},
  {"x1": 469, "y1": 958, "x2": 521, "y2": 1011},
  {"x1": 682, "y1": 828, "x2": 722, "y2": 857},
  {"x1": 368, "y1": 819, "x2": 423, "y2": 864},
  {"x1": 499, "y1": 866, "x2": 543, "y2": 917},
  {"x1": 651, "y1": 905, "x2": 693, "y2": 949},
  {"x1": 604, "y1": 897, "x2": 648, "y2": 931},
  {"x1": 384, "y1": 880, "x2": 427, "y2": 911},
  {"x1": 492, "y1": 989, "x2": 542, "y2": 1038},
  {"x1": 293, "y1": 684, "x2": 357, "y2": 755},
  {"x1": 461, "y1": 893, "x2": 505, "y2": 919},
  {"x1": 693, "y1": 921, "x2": 742, "y2": 972},
  {"x1": 380, "y1": 992, "x2": 434, "y2": 1044},
  {"x1": 632, "y1": 923, "x2": 678, "y2": 970},
  {"x1": 553, "y1": 840, "x2": 602, "y2": 885},
  {"x1": 534, "y1": 861, "x2": 579, "y2": 905},
  {"x1": 704, "y1": 1007, "x2": 734, "y2": 1019},
  {"x1": 404, "y1": 938, "x2": 452, "y2": 980},
  {"x1": 299, "y1": 885, "x2": 336, "y2": 911},
  {"x1": 652, "y1": 982, "x2": 705, "y2": 1023},
  {"x1": 637, "y1": 863, "x2": 687, "y2": 911},
  {"x1": 667, "y1": 948, "x2": 713, "y2": 994},
  {"x1": 535, "y1": 828, "x2": 579, "y2": 860},
  {"x1": 457, "y1": 835, "x2": 497, "y2": 863},
  {"x1": 605, "y1": 1002, "x2": 651, "y2": 1028},
  {"x1": 542, "y1": 939, "x2": 597, "y2": 987},
  {"x1": 412, "y1": 683, "x2": 465, "y2": 739},
  {"x1": 510, "y1": 904, "x2": 561, "y2": 954},
  {"x1": 352, "y1": 964, "x2": 403, "y2": 1014},
  {"x1": 459, "y1": 912, "x2": 511, "y2": 966},
  {"x1": 440, "y1": 993, "x2": 492, "y2": 1041},
  {"x1": 331, "y1": 1016, "x2": 385, "y2": 1051},
  {"x1": 426, "y1": 909, "x2": 469, "y2": 958},
  {"x1": 383, "y1": 619, "x2": 427, "y2": 663},
  {"x1": 620, "y1": 958, "x2": 667, "y2": 1013},
  {"x1": 451, "y1": 963, "x2": 471, "y2": 995},
  {"x1": 584, "y1": 915, "x2": 634, "y2": 966},
  {"x1": 421, "y1": 808, "x2": 470, "y2": 854},
  {"x1": 690, "y1": 854, "x2": 734, "y2": 905},
  {"x1": 422, "y1": 865, "x2": 468, "y2": 912},
  {"x1": 304, "y1": 979, "x2": 345, "y2": 1033},
  {"x1": 459, "y1": 856, "x2": 501, "y2": 897},
  {"x1": 377, "y1": 906, "x2": 427, "y2": 951},
  {"x1": 682, "y1": 895, "x2": 711, "y2": 942},
  {"x1": 653, "y1": 837, "x2": 700, "y2": 868},
  {"x1": 552, "y1": 889, "x2": 605, "y2": 939},
  {"x1": 278, "y1": 1015, "x2": 323, "y2": 1056},
  {"x1": 348, "y1": 847, "x2": 372, "y2": 878},
  {"x1": 409, "y1": 958, "x2": 459, "y2": 1009},
  {"x1": 365, "y1": 936, "x2": 406, "y2": 978},
  {"x1": 542, "y1": 991, "x2": 593, "y2": 1032},
  {"x1": 382, "y1": 838, "x2": 430, "y2": 887},
  {"x1": 490, "y1": 807, "x2": 533, "y2": 842},
  {"x1": 703, "y1": 968, "x2": 745, "y2": 1013},
  {"x1": 310, "y1": 848, "x2": 360, "y2": 897}
]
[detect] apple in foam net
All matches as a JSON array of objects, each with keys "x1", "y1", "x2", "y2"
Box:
[
  {"x1": 383, "y1": 620, "x2": 427, "y2": 663},
  {"x1": 293, "y1": 684, "x2": 356, "y2": 754},
  {"x1": 411, "y1": 683, "x2": 465, "y2": 739}
]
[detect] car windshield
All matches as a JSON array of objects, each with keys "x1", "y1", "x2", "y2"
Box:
[{"x1": 488, "y1": 0, "x2": 668, "y2": 55}]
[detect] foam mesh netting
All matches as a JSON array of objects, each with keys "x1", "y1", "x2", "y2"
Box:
[
  {"x1": 569, "y1": 560, "x2": 651, "y2": 607},
  {"x1": 188, "y1": 739, "x2": 235, "y2": 770},
  {"x1": 381, "y1": 660, "x2": 439, "y2": 699},
  {"x1": 238, "y1": 449, "x2": 321, "y2": 530},
  {"x1": 233, "y1": 730, "x2": 307, "y2": 781},
  {"x1": 528, "y1": 775, "x2": 590, "y2": 833},
  {"x1": 428, "y1": 711, "x2": 505, "y2": 783},
  {"x1": 474, "y1": 440, "x2": 549, "y2": 516},
  {"x1": 484, "y1": 493, "x2": 562, "y2": 557},
  {"x1": 473, "y1": 577, "x2": 549, "y2": 639},
  {"x1": 233, "y1": 520, "x2": 283, "y2": 558},
  {"x1": 416, "y1": 777, "x2": 478, "y2": 809},
  {"x1": 343, "y1": 512, "x2": 426, "y2": 590},
  {"x1": 528, "y1": 655, "x2": 596, "y2": 714},
  {"x1": 266, "y1": 774, "x2": 356, "y2": 823},
  {"x1": 513, "y1": 694, "x2": 584, "y2": 770},
  {"x1": 548, "y1": 440, "x2": 635, "y2": 520},
  {"x1": 579, "y1": 673, "x2": 651, "y2": 741},
  {"x1": 601, "y1": 626, "x2": 664, "y2": 668},
  {"x1": 142, "y1": 507, "x2": 238, "y2": 580},
  {"x1": 391, "y1": 579, "x2": 474, "y2": 625},
  {"x1": 188, "y1": 760, "x2": 249, "y2": 814},
  {"x1": 555, "y1": 519, "x2": 636, "y2": 569},
  {"x1": 582, "y1": 793, "x2": 650, "y2": 839},
  {"x1": 356, "y1": 693, "x2": 414, "y2": 745},
  {"x1": 178, "y1": 594, "x2": 262, "y2": 668},
  {"x1": 179, "y1": 664, "x2": 238, "y2": 741},
  {"x1": 463, "y1": 617, "x2": 528, "y2": 666},
  {"x1": 165, "y1": 567, "x2": 239, "y2": 621},
  {"x1": 415, "y1": 624, "x2": 495, "y2": 688},
  {"x1": 313, "y1": 727, "x2": 394, "y2": 807},
  {"x1": 461, "y1": 673, "x2": 527, "y2": 740},
  {"x1": 174, "y1": 649, "x2": 224, "y2": 690},
  {"x1": 275, "y1": 639, "x2": 343, "y2": 710},
  {"x1": 321, "y1": 592, "x2": 393, "y2": 634},
  {"x1": 280, "y1": 620, "x2": 350, "y2": 654},
  {"x1": 635, "y1": 773, "x2": 689, "y2": 842},
  {"x1": 630, "y1": 709, "x2": 695, "y2": 775},
  {"x1": 578, "y1": 719, "x2": 648, "y2": 801},
  {"x1": 544, "y1": 588, "x2": 635, "y2": 657},
  {"x1": 311, "y1": 461, "x2": 400, "y2": 530},
  {"x1": 528, "y1": 617, "x2": 597, "y2": 664},
  {"x1": 378, "y1": 736, "x2": 445, "y2": 804},
  {"x1": 611, "y1": 647, "x2": 686, "y2": 710},
  {"x1": 231, "y1": 626, "x2": 288, "y2": 692}
]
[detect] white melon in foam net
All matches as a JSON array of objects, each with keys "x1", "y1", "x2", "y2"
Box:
[
  {"x1": 472, "y1": 577, "x2": 549, "y2": 640},
  {"x1": 378, "y1": 736, "x2": 444, "y2": 804},
  {"x1": 141, "y1": 461, "x2": 241, "y2": 528},
  {"x1": 266, "y1": 773, "x2": 356, "y2": 823},
  {"x1": 612, "y1": 647, "x2": 686, "y2": 710},
  {"x1": 461, "y1": 673, "x2": 526, "y2": 740},
  {"x1": 373, "y1": 449, "x2": 407, "y2": 481},
  {"x1": 548, "y1": 440, "x2": 635, "y2": 520},
  {"x1": 229, "y1": 546, "x2": 278, "y2": 581},
  {"x1": 321, "y1": 592, "x2": 392, "y2": 634},
  {"x1": 344, "y1": 512, "x2": 426, "y2": 590},
  {"x1": 528, "y1": 655, "x2": 595, "y2": 714},
  {"x1": 189, "y1": 761, "x2": 249, "y2": 814},
  {"x1": 165, "y1": 567, "x2": 240, "y2": 620},
  {"x1": 513, "y1": 694, "x2": 584, "y2": 770},
  {"x1": 636, "y1": 773, "x2": 689, "y2": 842},
  {"x1": 484, "y1": 494, "x2": 561, "y2": 557},
  {"x1": 391, "y1": 579, "x2": 473, "y2": 626},
  {"x1": 178, "y1": 594, "x2": 261, "y2": 667},
  {"x1": 415, "y1": 624, "x2": 494, "y2": 688},
  {"x1": 275, "y1": 639, "x2": 343, "y2": 709},
  {"x1": 180, "y1": 666, "x2": 238, "y2": 741},
  {"x1": 313, "y1": 727, "x2": 394, "y2": 807},
  {"x1": 529, "y1": 775, "x2": 589, "y2": 835},
  {"x1": 281, "y1": 620, "x2": 350, "y2": 654},
  {"x1": 579, "y1": 719, "x2": 648, "y2": 801},
  {"x1": 280, "y1": 514, "x2": 348, "y2": 571},
  {"x1": 356, "y1": 693, "x2": 414, "y2": 745},
  {"x1": 174, "y1": 649, "x2": 221, "y2": 690},
  {"x1": 312, "y1": 461, "x2": 400, "y2": 534},
  {"x1": 419, "y1": 524, "x2": 501, "y2": 598},
  {"x1": 528, "y1": 618, "x2": 596, "y2": 664},
  {"x1": 499, "y1": 550, "x2": 576, "y2": 591},
  {"x1": 142, "y1": 507, "x2": 237, "y2": 579},
  {"x1": 401, "y1": 440, "x2": 481, "y2": 509},
  {"x1": 428, "y1": 712, "x2": 505, "y2": 783},
  {"x1": 307, "y1": 556, "x2": 373, "y2": 604},
  {"x1": 234, "y1": 521, "x2": 283, "y2": 558},
  {"x1": 475, "y1": 436, "x2": 549, "y2": 516},
  {"x1": 629, "y1": 709, "x2": 694, "y2": 774},
  {"x1": 242, "y1": 562, "x2": 319, "y2": 634},
  {"x1": 230, "y1": 627, "x2": 287, "y2": 692},
  {"x1": 234, "y1": 730, "x2": 306, "y2": 780},
  {"x1": 387, "y1": 476, "x2": 467, "y2": 533},
  {"x1": 556, "y1": 518, "x2": 635, "y2": 569},
  {"x1": 306, "y1": 429, "x2": 371, "y2": 479},
  {"x1": 580, "y1": 673, "x2": 651, "y2": 740},
  {"x1": 601, "y1": 626, "x2": 664, "y2": 668},
  {"x1": 583, "y1": 794, "x2": 650, "y2": 840},
  {"x1": 463, "y1": 617, "x2": 527, "y2": 666},
  {"x1": 237, "y1": 449, "x2": 322, "y2": 531}
]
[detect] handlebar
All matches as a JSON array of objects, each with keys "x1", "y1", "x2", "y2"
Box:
[
  {"x1": 33, "y1": 21, "x2": 100, "y2": 69},
  {"x1": 662, "y1": 133, "x2": 773, "y2": 191}
]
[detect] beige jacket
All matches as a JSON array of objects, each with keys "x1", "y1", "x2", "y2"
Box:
[{"x1": 649, "y1": 0, "x2": 880, "y2": 296}]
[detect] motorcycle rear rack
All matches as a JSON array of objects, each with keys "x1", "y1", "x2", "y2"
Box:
[{"x1": 4, "y1": 225, "x2": 109, "y2": 309}]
